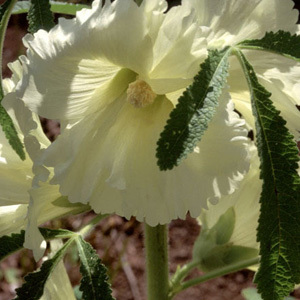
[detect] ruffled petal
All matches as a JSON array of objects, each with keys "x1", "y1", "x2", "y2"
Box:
[
  {"x1": 24, "y1": 183, "x2": 89, "y2": 260},
  {"x1": 195, "y1": 147, "x2": 260, "y2": 271},
  {"x1": 18, "y1": 0, "x2": 204, "y2": 120},
  {"x1": 20, "y1": 36, "x2": 122, "y2": 120},
  {"x1": 146, "y1": 5, "x2": 205, "y2": 95},
  {"x1": 19, "y1": 0, "x2": 172, "y2": 120},
  {"x1": 183, "y1": 0, "x2": 298, "y2": 47},
  {"x1": 229, "y1": 51, "x2": 300, "y2": 139},
  {"x1": 199, "y1": 147, "x2": 261, "y2": 249},
  {"x1": 1, "y1": 59, "x2": 88, "y2": 259},
  {"x1": 42, "y1": 90, "x2": 250, "y2": 226},
  {"x1": 0, "y1": 205, "x2": 27, "y2": 236}
]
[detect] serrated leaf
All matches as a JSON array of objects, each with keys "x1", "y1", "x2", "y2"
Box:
[
  {"x1": 238, "y1": 31, "x2": 300, "y2": 61},
  {"x1": 0, "y1": 106, "x2": 25, "y2": 159},
  {"x1": 15, "y1": 237, "x2": 75, "y2": 300},
  {"x1": 27, "y1": 0, "x2": 55, "y2": 33},
  {"x1": 76, "y1": 235, "x2": 115, "y2": 300},
  {"x1": 0, "y1": 228, "x2": 74, "y2": 261},
  {"x1": 156, "y1": 47, "x2": 231, "y2": 170},
  {"x1": 0, "y1": 0, "x2": 14, "y2": 19},
  {"x1": 0, "y1": 231, "x2": 25, "y2": 261},
  {"x1": 12, "y1": 1, "x2": 89, "y2": 15},
  {"x1": 235, "y1": 49, "x2": 300, "y2": 300},
  {"x1": 0, "y1": 0, "x2": 25, "y2": 160}
]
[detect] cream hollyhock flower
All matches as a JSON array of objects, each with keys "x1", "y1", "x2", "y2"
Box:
[
  {"x1": 17, "y1": 0, "x2": 251, "y2": 226},
  {"x1": 183, "y1": 0, "x2": 300, "y2": 138},
  {"x1": 1, "y1": 60, "x2": 88, "y2": 259}
]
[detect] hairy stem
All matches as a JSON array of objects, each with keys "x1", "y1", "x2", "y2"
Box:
[{"x1": 145, "y1": 224, "x2": 169, "y2": 300}]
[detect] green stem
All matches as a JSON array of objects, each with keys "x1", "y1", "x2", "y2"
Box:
[
  {"x1": 170, "y1": 257, "x2": 260, "y2": 297},
  {"x1": 170, "y1": 260, "x2": 200, "y2": 288},
  {"x1": 145, "y1": 224, "x2": 169, "y2": 300},
  {"x1": 0, "y1": 0, "x2": 18, "y2": 97},
  {"x1": 79, "y1": 214, "x2": 109, "y2": 238}
]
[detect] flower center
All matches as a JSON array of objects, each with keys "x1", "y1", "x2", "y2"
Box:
[{"x1": 126, "y1": 79, "x2": 157, "y2": 108}]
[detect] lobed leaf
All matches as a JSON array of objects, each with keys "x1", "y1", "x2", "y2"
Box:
[
  {"x1": 235, "y1": 49, "x2": 300, "y2": 300},
  {"x1": 76, "y1": 236, "x2": 115, "y2": 300},
  {"x1": 27, "y1": 0, "x2": 55, "y2": 33},
  {"x1": 0, "y1": 228, "x2": 74, "y2": 261},
  {"x1": 0, "y1": 231, "x2": 25, "y2": 261},
  {"x1": 156, "y1": 47, "x2": 231, "y2": 170},
  {"x1": 14, "y1": 237, "x2": 75, "y2": 300},
  {"x1": 238, "y1": 30, "x2": 300, "y2": 61}
]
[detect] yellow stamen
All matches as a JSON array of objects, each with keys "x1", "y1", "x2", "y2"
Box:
[{"x1": 126, "y1": 79, "x2": 157, "y2": 108}]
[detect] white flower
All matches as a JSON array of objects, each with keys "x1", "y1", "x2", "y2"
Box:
[
  {"x1": 1, "y1": 60, "x2": 88, "y2": 259},
  {"x1": 17, "y1": 0, "x2": 250, "y2": 226},
  {"x1": 183, "y1": 0, "x2": 300, "y2": 138}
]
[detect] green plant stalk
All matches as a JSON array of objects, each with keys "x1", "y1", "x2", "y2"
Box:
[
  {"x1": 0, "y1": 0, "x2": 18, "y2": 98},
  {"x1": 170, "y1": 257, "x2": 260, "y2": 297},
  {"x1": 79, "y1": 214, "x2": 109, "y2": 238},
  {"x1": 145, "y1": 224, "x2": 169, "y2": 300},
  {"x1": 170, "y1": 260, "x2": 201, "y2": 289}
]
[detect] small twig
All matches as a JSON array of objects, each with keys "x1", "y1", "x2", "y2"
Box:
[{"x1": 120, "y1": 252, "x2": 142, "y2": 300}]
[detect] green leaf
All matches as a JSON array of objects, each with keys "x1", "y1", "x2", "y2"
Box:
[
  {"x1": 76, "y1": 235, "x2": 115, "y2": 300},
  {"x1": 12, "y1": 1, "x2": 89, "y2": 15},
  {"x1": 14, "y1": 237, "x2": 75, "y2": 300},
  {"x1": 50, "y1": 1, "x2": 89, "y2": 15},
  {"x1": 0, "y1": 228, "x2": 74, "y2": 261},
  {"x1": 242, "y1": 288, "x2": 295, "y2": 300},
  {"x1": 0, "y1": 231, "x2": 25, "y2": 261},
  {"x1": 211, "y1": 207, "x2": 235, "y2": 245},
  {"x1": 156, "y1": 47, "x2": 231, "y2": 170},
  {"x1": 0, "y1": 0, "x2": 25, "y2": 160},
  {"x1": 0, "y1": 106, "x2": 25, "y2": 159},
  {"x1": 235, "y1": 49, "x2": 300, "y2": 300},
  {"x1": 27, "y1": 0, "x2": 55, "y2": 33},
  {"x1": 238, "y1": 30, "x2": 300, "y2": 62}
]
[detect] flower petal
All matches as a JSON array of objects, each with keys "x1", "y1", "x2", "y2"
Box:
[
  {"x1": 19, "y1": 0, "x2": 171, "y2": 120},
  {"x1": 229, "y1": 51, "x2": 300, "y2": 139},
  {"x1": 42, "y1": 91, "x2": 250, "y2": 226},
  {"x1": 199, "y1": 146, "x2": 261, "y2": 249},
  {"x1": 24, "y1": 182, "x2": 89, "y2": 260},
  {"x1": 146, "y1": 5, "x2": 206, "y2": 95},
  {"x1": 184, "y1": 0, "x2": 298, "y2": 47},
  {"x1": 1, "y1": 59, "x2": 88, "y2": 259},
  {"x1": 0, "y1": 205, "x2": 27, "y2": 236},
  {"x1": 41, "y1": 260, "x2": 76, "y2": 300}
]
